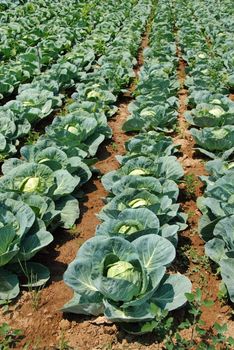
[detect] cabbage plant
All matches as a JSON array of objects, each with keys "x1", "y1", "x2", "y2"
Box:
[
  {"x1": 95, "y1": 207, "x2": 179, "y2": 245},
  {"x1": 123, "y1": 104, "x2": 178, "y2": 132},
  {"x1": 204, "y1": 216, "x2": 234, "y2": 302},
  {"x1": 98, "y1": 188, "x2": 187, "y2": 234},
  {"x1": 0, "y1": 196, "x2": 53, "y2": 300},
  {"x1": 2, "y1": 142, "x2": 92, "y2": 186},
  {"x1": 185, "y1": 102, "x2": 234, "y2": 127},
  {"x1": 118, "y1": 132, "x2": 179, "y2": 164},
  {"x1": 0, "y1": 110, "x2": 31, "y2": 158},
  {"x1": 5, "y1": 87, "x2": 62, "y2": 123},
  {"x1": 198, "y1": 173, "x2": 234, "y2": 241},
  {"x1": 188, "y1": 91, "x2": 233, "y2": 108},
  {"x1": 0, "y1": 162, "x2": 79, "y2": 197},
  {"x1": 0, "y1": 162, "x2": 80, "y2": 229},
  {"x1": 2, "y1": 192, "x2": 60, "y2": 228},
  {"x1": 190, "y1": 126, "x2": 234, "y2": 159},
  {"x1": 200, "y1": 159, "x2": 234, "y2": 187},
  {"x1": 72, "y1": 81, "x2": 117, "y2": 116},
  {"x1": 125, "y1": 131, "x2": 178, "y2": 156},
  {"x1": 96, "y1": 207, "x2": 159, "y2": 239},
  {"x1": 63, "y1": 235, "x2": 191, "y2": 332},
  {"x1": 102, "y1": 156, "x2": 184, "y2": 193},
  {"x1": 68, "y1": 99, "x2": 118, "y2": 119},
  {"x1": 110, "y1": 175, "x2": 179, "y2": 200},
  {"x1": 42, "y1": 113, "x2": 112, "y2": 158}
]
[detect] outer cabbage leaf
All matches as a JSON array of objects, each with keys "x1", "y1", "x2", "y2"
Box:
[
  {"x1": 95, "y1": 208, "x2": 160, "y2": 241},
  {"x1": 220, "y1": 258, "x2": 234, "y2": 303},
  {"x1": 191, "y1": 126, "x2": 234, "y2": 158},
  {"x1": 102, "y1": 156, "x2": 183, "y2": 192}
]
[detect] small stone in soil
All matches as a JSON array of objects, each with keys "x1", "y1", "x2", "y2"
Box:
[
  {"x1": 103, "y1": 326, "x2": 116, "y2": 335},
  {"x1": 221, "y1": 306, "x2": 229, "y2": 313},
  {"x1": 59, "y1": 319, "x2": 70, "y2": 330}
]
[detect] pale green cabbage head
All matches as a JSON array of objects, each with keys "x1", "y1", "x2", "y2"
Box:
[
  {"x1": 209, "y1": 106, "x2": 225, "y2": 118},
  {"x1": 20, "y1": 177, "x2": 40, "y2": 193},
  {"x1": 210, "y1": 99, "x2": 222, "y2": 105},
  {"x1": 129, "y1": 169, "x2": 147, "y2": 176},
  {"x1": 64, "y1": 125, "x2": 80, "y2": 135},
  {"x1": 212, "y1": 129, "x2": 229, "y2": 139},
  {"x1": 118, "y1": 224, "x2": 139, "y2": 235},
  {"x1": 128, "y1": 198, "x2": 148, "y2": 208},
  {"x1": 107, "y1": 260, "x2": 141, "y2": 292},
  {"x1": 87, "y1": 90, "x2": 101, "y2": 99},
  {"x1": 140, "y1": 110, "x2": 156, "y2": 117},
  {"x1": 198, "y1": 53, "x2": 207, "y2": 59},
  {"x1": 228, "y1": 162, "x2": 234, "y2": 170}
]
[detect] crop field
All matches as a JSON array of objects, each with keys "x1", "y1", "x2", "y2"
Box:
[{"x1": 0, "y1": 0, "x2": 234, "y2": 349}]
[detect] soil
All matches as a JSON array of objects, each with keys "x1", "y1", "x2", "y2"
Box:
[{"x1": 1, "y1": 20, "x2": 234, "y2": 350}]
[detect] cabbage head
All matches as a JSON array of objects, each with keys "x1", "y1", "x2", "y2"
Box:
[{"x1": 63, "y1": 235, "x2": 191, "y2": 331}]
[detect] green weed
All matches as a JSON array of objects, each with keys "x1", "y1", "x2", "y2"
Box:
[
  {"x1": 58, "y1": 332, "x2": 73, "y2": 350},
  {"x1": 110, "y1": 142, "x2": 118, "y2": 152},
  {"x1": 18, "y1": 260, "x2": 45, "y2": 311},
  {"x1": 183, "y1": 173, "x2": 199, "y2": 198},
  {"x1": 163, "y1": 289, "x2": 234, "y2": 349},
  {"x1": 187, "y1": 210, "x2": 196, "y2": 220},
  {"x1": 0, "y1": 323, "x2": 23, "y2": 350},
  {"x1": 25, "y1": 130, "x2": 41, "y2": 145}
]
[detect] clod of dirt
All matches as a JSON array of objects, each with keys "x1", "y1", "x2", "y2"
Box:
[
  {"x1": 90, "y1": 316, "x2": 113, "y2": 325},
  {"x1": 59, "y1": 319, "x2": 70, "y2": 330}
]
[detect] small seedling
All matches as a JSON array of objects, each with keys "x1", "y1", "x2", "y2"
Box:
[
  {"x1": 175, "y1": 125, "x2": 185, "y2": 138},
  {"x1": 181, "y1": 245, "x2": 211, "y2": 274},
  {"x1": 31, "y1": 287, "x2": 43, "y2": 311},
  {"x1": 217, "y1": 282, "x2": 229, "y2": 304},
  {"x1": 183, "y1": 173, "x2": 199, "y2": 198},
  {"x1": 187, "y1": 247, "x2": 210, "y2": 268},
  {"x1": 31, "y1": 337, "x2": 42, "y2": 350},
  {"x1": 22, "y1": 343, "x2": 30, "y2": 350},
  {"x1": 162, "y1": 288, "x2": 234, "y2": 349},
  {"x1": 58, "y1": 332, "x2": 73, "y2": 350},
  {"x1": 0, "y1": 323, "x2": 23, "y2": 350},
  {"x1": 0, "y1": 300, "x2": 11, "y2": 315},
  {"x1": 133, "y1": 77, "x2": 139, "y2": 86},
  {"x1": 101, "y1": 344, "x2": 113, "y2": 350},
  {"x1": 68, "y1": 224, "x2": 80, "y2": 237},
  {"x1": 110, "y1": 142, "x2": 118, "y2": 152},
  {"x1": 0, "y1": 154, "x2": 7, "y2": 163},
  {"x1": 187, "y1": 210, "x2": 196, "y2": 220},
  {"x1": 95, "y1": 39, "x2": 106, "y2": 55},
  {"x1": 190, "y1": 228, "x2": 197, "y2": 237},
  {"x1": 25, "y1": 130, "x2": 41, "y2": 145},
  {"x1": 18, "y1": 260, "x2": 45, "y2": 311}
]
